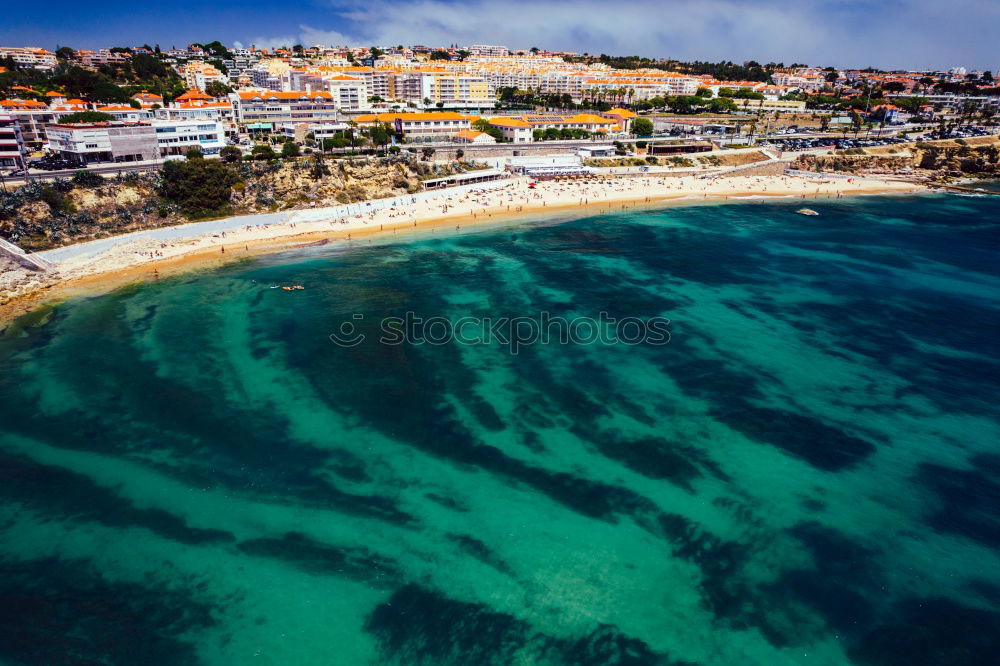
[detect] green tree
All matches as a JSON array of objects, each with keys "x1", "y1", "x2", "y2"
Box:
[
  {"x1": 707, "y1": 98, "x2": 737, "y2": 113},
  {"x1": 632, "y1": 118, "x2": 654, "y2": 135},
  {"x1": 281, "y1": 141, "x2": 301, "y2": 158},
  {"x1": 185, "y1": 147, "x2": 204, "y2": 160},
  {"x1": 56, "y1": 111, "x2": 116, "y2": 124},
  {"x1": 473, "y1": 118, "x2": 504, "y2": 142},
  {"x1": 251, "y1": 144, "x2": 277, "y2": 160},
  {"x1": 71, "y1": 170, "x2": 104, "y2": 187},
  {"x1": 205, "y1": 81, "x2": 233, "y2": 98},
  {"x1": 158, "y1": 160, "x2": 241, "y2": 218},
  {"x1": 365, "y1": 122, "x2": 393, "y2": 153},
  {"x1": 219, "y1": 146, "x2": 242, "y2": 163}
]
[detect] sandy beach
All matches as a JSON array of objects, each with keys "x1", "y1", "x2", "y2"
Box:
[{"x1": 0, "y1": 172, "x2": 924, "y2": 322}]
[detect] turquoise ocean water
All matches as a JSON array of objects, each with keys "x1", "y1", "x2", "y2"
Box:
[{"x1": 1, "y1": 194, "x2": 998, "y2": 665}]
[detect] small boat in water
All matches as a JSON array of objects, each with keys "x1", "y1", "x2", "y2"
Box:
[{"x1": 796, "y1": 208, "x2": 820, "y2": 216}]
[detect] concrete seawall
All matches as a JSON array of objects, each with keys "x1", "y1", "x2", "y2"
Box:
[{"x1": 0, "y1": 239, "x2": 55, "y2": 273}]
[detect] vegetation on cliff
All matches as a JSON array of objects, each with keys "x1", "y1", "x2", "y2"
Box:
[{"x1": 0, "y1": 154, "x2": 487, "y2": 251}]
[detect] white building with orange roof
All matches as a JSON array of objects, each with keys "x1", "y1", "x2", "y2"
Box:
[
  {"x1": 0, "y1": 99, "x2": 54, "y2": 149},
  {"x1": 0, "y1": 114, "x2": 27, "y2": 168},
  {"x1": 231, "y1": 91, "x2": 340, "y2": 131},
  {"x1": 132, "y1": 91, "x2": 165, "y2": 108},
  {"x1": 180, "y1": 61, "x2": 227, "y2": 91},
  {"x1": 50, "y1": 98, "x2": 90, "y2": 120},
  {"x1": 453, "y1": 129, "x2": 496, "y2": 144},
  {"x1": 353, "y1": 112, "x2": 473, "y2": 141},
  {"x1": 487, "y1": 117, "x2": 533, "y2": 142},
  {"x1": 157, "y1": 91, "x2": 237, "y2": 135},
  {"x1": 0, "y1": 47, "x2": 57, "y2": 70}
]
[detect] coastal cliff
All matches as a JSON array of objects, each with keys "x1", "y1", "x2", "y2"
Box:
[{"x1": 0, "y1": 156, "x2": 484, "y2": 252}]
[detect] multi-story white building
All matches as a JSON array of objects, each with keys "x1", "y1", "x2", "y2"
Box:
[
  {"x1": 156, "y1": 91, "x2": 237, "y2": 135},
  {"x1": 46, "y1": 122, "x2": 159, "y2": 165},
  {"x1": 73, "y1": 49, "x2": 130, "y2": 68},
  {"x1": 180, "y1": 61, "x2": 228, "y2": 91},
  {"x1": 466, "y1": 45, "x2": 510, "y2": 57},
  {"x1": 0, "y1": 115, "x2": 27, "y2": 169},
  {"x1": 0, "y1": 47, "x2": 57, "y2": 70},
  {"x1": 387, "y1": 70, "x2": 493, "y2": 108},
  {"x1": 231, "y1": 91, "x2": 341, "y2": 131},
  {"x1": 0, "y1": 99, "x2": 55, "y2": 149},
  {"x1": 153, "y1": 119, "x2": 227, "y2": 157}
]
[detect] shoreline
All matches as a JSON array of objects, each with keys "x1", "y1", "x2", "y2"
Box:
[{"x1": 0, "y1": 173, "x2": 926, "y2": 325}]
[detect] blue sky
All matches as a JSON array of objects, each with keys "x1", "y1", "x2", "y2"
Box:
[{"x1": 4, "y1": 0, "x2": 998, "y2": 70}]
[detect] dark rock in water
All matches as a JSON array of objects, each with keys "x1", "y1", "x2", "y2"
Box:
[
  {"x1": 915, "y1": 455, "x2": 1000, "y2": 548},
  {"x1": 0, "y1": 452, "x2": 235, "y2": 546},
  {"x1": 759, "y1": 522, "x2": 883, "y2": 644},
  {"x1": 850, "y1": 597, "x2": 1000, "y2": 666},
  {"x1": 0, "y1": 557, "x2": 216, "y2": 666},
  {"x1": 366, "y1": 584, "x2": 685, "y2": 666},
  {"x1": 237, "y1": 532, "x2": 400, "y2": 586},
  {"x1": 711, "y1": 404, "x2": 875, "y2": 471},
  {"x1": 365, "y1": 583, "x2": 529, "y2": 665},
  {"x1": 445, "y1": 533, "x2": 513, "y2": 575}
]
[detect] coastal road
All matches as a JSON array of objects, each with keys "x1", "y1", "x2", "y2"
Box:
[{"x1": 4, "y1": 160, "x2": 166, "y2": 185}]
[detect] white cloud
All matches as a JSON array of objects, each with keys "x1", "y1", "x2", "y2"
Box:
[{"x1": 249, "y1": 0, "x2": 1000, "y2": 69}]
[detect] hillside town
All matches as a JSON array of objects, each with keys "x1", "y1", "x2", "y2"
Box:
[{"x1": 1, "y1": 42, "x2": 998, "y2": 174}]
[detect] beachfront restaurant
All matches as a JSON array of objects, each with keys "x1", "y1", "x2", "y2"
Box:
[
  {"x1": 506, "y1": 154, "x2": 592, "y2": 179},
  {"x1": 422, "y1": 168, "x2": 507, "y2": 190}
]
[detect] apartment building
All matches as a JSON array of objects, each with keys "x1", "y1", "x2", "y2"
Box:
[
  {"x1": 771, "y1": 73, "x2": 825, "y2": 92},
  {"x1": 46, "y1": 122, "x2": 159, "y2": 165},
  {"x1": 0, "y1": 99, "x2": 55, "y2": 149},
  {"x1": 156, "y1": 91, "x2": 237, "y2": 134},
  {"x1": 221, "y1": 56, "x2": 259, "y2": 83},
  {"x1": 430, "y1": 73, "x2": 492, "y2": 108},
  {"x1": 231, "y1": 91, "x2": 340, "y2": 130},
  {"x1": 73, "y1": 49, "x2": 131, "y2": 68},
  {"x1": 353, "y1": 112, "x2": 472, "y2": 141},
  {"x1": 466, "y1": 45, "x2": 510, "y2": 57},
  {"x1": 387, "y1": 70, "x2": 493, "y2": 107},
  {"x1": 0, "y1": 47, "x2": 57, "y2": 70},
  {"x1": 0, "y1": 115, "x2": 27, "y2": 169},
  {"x1": 250, "y1": 59, "x2": 293, "y2": 90},
  {"x1": 582, "y1": 73, "x2": 698, "y2": 101},
  {"x1": 180, "y1": 61, "x2": 227, "y2": 90},
  {"x1": 323, "y1": 75, "x2": 368, "y2": 110},
  {"x1": 344, "y1": 67, "x2": 390, "y2": 100},
  {"x1": 153, "y1": 119, "x2": 227, "y2": 156}
]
